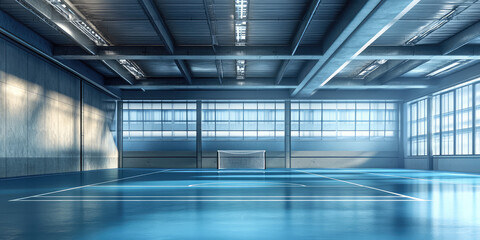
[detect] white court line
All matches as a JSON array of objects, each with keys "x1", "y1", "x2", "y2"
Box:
[
  {"x1": 90, "y1": 185, "x2": 347, "y2": 188},
  {"x1": 9, "y1": 169, "x2": 171, "y2": 202},
  {"x1": 297, "y1": 170, "x2": 428, "y2": 201},
  {"x1": 188, "y1": 182, "x2": 307, "y2": 187},
  {"x1": 366, "y1": 172, "x2": 480, "y2": 188},
  {"x1": 37, "y1": 195, "x2": 401, "y2": 198},
  {"x1": 13, "y1": 199, "x2": 423, "y2": 202}
]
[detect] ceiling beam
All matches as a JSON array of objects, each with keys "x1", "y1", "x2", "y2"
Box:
[
  {"x1": 440, "y1": 20, "x2": 480, "y2": 54},
  {"x1": 53, "y1": 45, "x2": 324, "y2": 60},
  {"x1": 365, "y1": 19, "x2": 480, "y2": 84},
  {"x1": 110, "y1": 77, "x2": 429, "y2": 90},
  {"x1": 0, "y1": 8, "x2": 120, "y2": 98},
  {"x1": 293, "y1": 0, "x2": 420, "y2": 97},
  {"x1": 291, "y1": 0, "x2": 322, "y2": 54},
  {"x1": 275, "y1": 60, "x2": 291, "y2": 84},
  {"x1": 363, "y1": 60, "x2": 403, "y2": 83},
  {"x1": 138, "y1": 0, "x2": 192, "y2": 84},
  {"x1": 17, "y1": 0, "x2": 136, "y2": 85},
  {"x1": 358, "y1": 45, "x2": 480, "y2": 60},
  {"x1": 202, "y1": 0, "x2": 222, "y2": 84},
  {"x1": 368, "y1": 60, "x2": 428, "y2": 85},
  {"x1": 405, "y1": 62, "x2": 480, "y2": 101},
  {"x1": 277, "y1": 0, "x2": 322, "y2": 85},
  {"x1": 54, "y1": 44, "x2": 480, "y2": 61},
  {"x1": 291, "y1": 0, "x2": 381, "y2": 97}
]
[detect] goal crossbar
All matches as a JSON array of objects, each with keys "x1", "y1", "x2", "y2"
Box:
[{"x1": 217, "y1": 150, "x2": 266, "y2": 169}]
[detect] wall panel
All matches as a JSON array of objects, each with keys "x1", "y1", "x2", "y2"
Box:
[
  {"x1": 0, "y1": 36, "x2": 117, "y2": 178},
  {"x1": 82, "y1": 83, "x2": 118, "y2": 171},
  {"x1": 0, "y1": 82, "x2": 5, "y2": 178}
]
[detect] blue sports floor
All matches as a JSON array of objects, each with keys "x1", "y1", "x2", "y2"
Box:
[{"x1": 1, "y1": 168, "x2": 480, "y2": 240}]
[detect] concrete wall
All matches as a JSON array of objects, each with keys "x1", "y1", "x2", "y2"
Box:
[
  {"x1": 405, "y1": 156, "x2": 480, "y2": 174},
  {"x1": 123, "y1": 139, "x2": 400, "y2": 169},
  {"x1": 0, "y1": 37, "x2": 118, "y2": 178},
  {"x1": 404, "y1": 157, "x2": 430, "y2": 170},
  {"x1": 291, "y1": 140, "x2": 401, "y2": 168},
  {"x1": 82, "y1": 83, "x2": 118, "y2": 171}
]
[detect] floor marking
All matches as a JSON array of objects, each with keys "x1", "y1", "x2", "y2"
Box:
[
  {"x1": 366, "y1": 172, "x2": 480, "y2": 188},
  {"x1": 13, "y1": 199, "x2": 425, "y2": 202},
  {"x1": 187, "y1": 182, "x2": 307, "y2": 187},
  {"x1": 9, "y1": 169, "x2": 171, "y2": 202},
  {"x1": 296, "y1": 170, "x2": 428, "y2": 201},
  {"x1": 37, "y1": 195, "x2": 401, "y2": 198},
  {"x1": 89, "y1": 185, "x2": 351, "y2": 188}
]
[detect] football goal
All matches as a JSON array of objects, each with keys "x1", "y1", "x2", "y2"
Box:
[{"x1": 217, "y1": 150, "x2": 266, "y2": 169}]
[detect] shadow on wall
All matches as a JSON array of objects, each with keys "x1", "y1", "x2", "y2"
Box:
[{"x1": 0, "y1": 37, "x2": 118, "y2": 178}]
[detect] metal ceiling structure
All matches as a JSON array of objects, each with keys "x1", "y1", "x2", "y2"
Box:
[{"x1": 1, "y1": 0, "x2": 480, "y2": 98}]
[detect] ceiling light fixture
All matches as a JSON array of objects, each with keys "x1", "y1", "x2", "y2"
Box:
[
  {"x1": 405, "y1": 7, "x2": 461, "y2": 46},
  {"x1": 39, "y1": 0, "x2": 145, "y2": 78},
  {"x1": 46, "y1": 0, "x2": 108, "y2": 46},
  {"x1": 234, "y1": 0, "x2": 248, "y2": 80},
  {"x1": 356, "y1": 59, "x2": 387, "y2": 79},
  {"x1": 426, "y1": 60, "x2": 470, "y2": 77},
  {"x1": 119, "y1": 59, "x2": 145, "y2": 79}
]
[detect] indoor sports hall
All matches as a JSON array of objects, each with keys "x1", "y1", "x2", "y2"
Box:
[{"x1": 1, "y1": 0, "x2": 480, "y2": 239}]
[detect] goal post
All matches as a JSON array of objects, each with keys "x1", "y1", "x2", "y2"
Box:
[{"x1": 217, "y1": 150, "x2": 266, "y2": 169}]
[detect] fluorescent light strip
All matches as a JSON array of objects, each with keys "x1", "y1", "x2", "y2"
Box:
[
  {"x1": 46, "y1": 0, "x2": 107, "y2": 46},
  {"x1": 44, "y1": 0, "x2": 147, "y2": 79},
  {"x1": 405, "y1": 7, "x2": 460, "y2": 46},
  {"x1": 426, "y1": 60, "x2": 468, "y2": 77},
  {"x1": 434, "y1": 77, "x2": 480, "y2": 95},
  {"x1": 119, "y1": 59, "x2": 145, "y2": 79},
  {"x1": 355, "y1": 59, "x2": 387, "y2": 79},
  {"x1": 234, "y1": 0, "x2": 248, "y2": 79}
]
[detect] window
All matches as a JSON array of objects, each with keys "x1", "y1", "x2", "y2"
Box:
[
  {"x1": 407, "y1": 99, "x2": 427, "y2": 156},
  {"x1": 432, "y1": 95, "x2": 440, "y2": 155},
  {"x1": 476, "y1": 84, "x2": 480, "y2": 154},
  {"x1": 202, "y1": 101, "x2": 284, "y2": 140},
  {"x1": 292, "y1": 101, "x2": 398, "y2": 141},
  {"x1": 441, "y1": 92, "x2": 454, "y2": 155},
  {"x1": 455, "y1": 85, "x2": 473, "y2": 154},
  {"x1": 123, "y1": 101, "x2": 196, "y2": 140}
]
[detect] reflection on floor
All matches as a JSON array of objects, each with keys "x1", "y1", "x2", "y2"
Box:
[{"x1": 1, "y1": 168, "x2": 479, "y2": 239}]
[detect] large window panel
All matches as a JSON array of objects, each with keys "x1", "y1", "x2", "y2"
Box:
[
  {"x1": 202, "y1": 101, "x2": 284, "y2": 140},
  {"x1": 476, "y1": 83, "x2": 480, "y2": 154},
  {"x1": 292, "y1": 101, "x2": 398, "y2": 141},
  {"x1": 407, "y1": 99, "x2": 427, "y2": 156},
  {"x1": 455, "y1": 85, "x2": 473, "y2": 155},
  {"x1": 123, "y1": 101, "x2": 196, "y2": 140},
  {"x1": 441, "y1": 92, "x2": 454, "y2": 155},
  {"x1": 432, "y1": 95, "x2": 440, "y2": 155}
]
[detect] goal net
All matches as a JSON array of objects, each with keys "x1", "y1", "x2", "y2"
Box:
[{"x1": 217, "y1": 150, "x2": 266, "y2": 169}]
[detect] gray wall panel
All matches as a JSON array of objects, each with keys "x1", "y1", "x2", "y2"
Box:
[
  {"x1": 6, "y1": 158, "x2": 28, "y2": 177},
  {"x1": 28, "y1": 157, "x2": 46, "y2": 176},
  {"x1": 404, "y1": 157, "x2": 430, "y2": 170},
  {"x1": 123, "y1": 158, "x2": 196, "y2": 168},
  {"x1": 43, "y1": 158, "x2": 58, "y2": 175},
  {"x1": 82, "y1": 83, "x2": 118, "y2": 171},
  {"x1": 201, "y1": 157, "x2": 217, "y2": 168},
  {"x1": 6, "y1": 85, "x2": 28, "y2": 158},
  {"x1": 291, "y1": 158, "x2": 401, "y2": 168},
  {"x1": 0, "y1": 159, "x2": 5, "y2": 178},
  {"x1": 0, "y1": 38, "x2": 5, "y2": 83},
  {"x1": 44, "y1": 64, "x2": 59, "y2": 101},
  {"x1": 27, "y1": 92, "x2": 45, "y2": 159},
  {"x1": 434, "y1": 157, "x2": 480, "y2": 174},
  {"x1": 0, "y1": 37, "x2": 117, "y2": 178},
  {"x1": 0, "y1": 82, "x2": 5, "y2": 158},
  {"x1": 27, "y1": 55, "x2": 46, "y2": 95},
  {"x1": 45, "y1": 97, "x2": 59, "y2": 160},
  {"x1": 5, "y1": 43, "x2": 28, "y2": 90}
]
